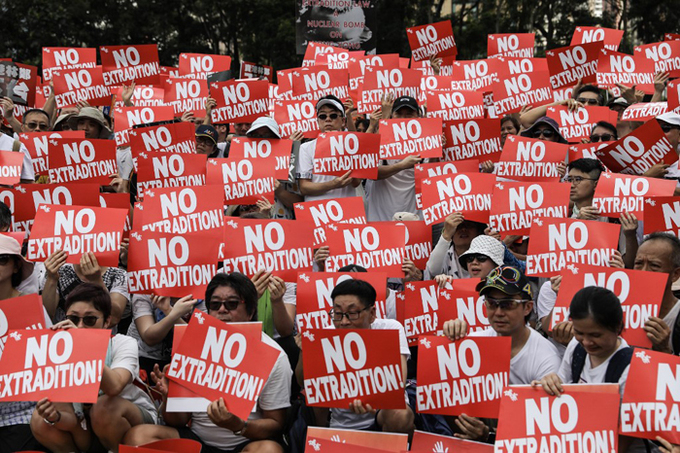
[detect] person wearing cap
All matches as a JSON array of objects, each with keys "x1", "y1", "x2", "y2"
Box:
[
  {"x1": 246, "y1": 117, "x2": 303, "y2": 220},
  {"x1": 520, "y1": 116, "x2": 568, "y2": 144},
  {"x1": 441, "y1": 265, "x2": 560, "y2": 441},
  {"x1": 365, "y1": 95, "x2": 423, "y2": 222},
  {"x1": 68, "y1": 107, "x2": 112, "y2": 139},
  {"x1": 458, "y1": 235, "x2": 505, "y2": 280},
  {"x1": 296, "y1": 94, "x2": 362, "y2": 202},
  {"x1": 519, "y1": 95, "x2": 586, "y2": 131},
  {"x1": 653, "y1": 112, "x2": 680, "y2": 193},
  {"x1": 607, "y1": 97, "x2": 629, "y2": 120},
  {"x1": 425, "y1": 212, "x2": 486, "y2": 281},
  {"x1": 195, "y1": 124, "x2": 222, "y2": 158}
]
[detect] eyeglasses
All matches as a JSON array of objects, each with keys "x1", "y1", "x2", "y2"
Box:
[
  {"x1": 532, "y1": 129, "x2": 555, "y2": 139},
  {"x1": 66, "y1": 314, "x2": 101, "y2": 327},
  {"x1": 565, "y1": 175, "x2": 597, "y2": 185},
  {"x1": 329, "y1": 307, "x2": 369, "y2": 322},
  {"x1": 576, "y1": 97, "x2": 600, "y2": 106},
  {"x1": 484, "y1": 297, "x2": 529, "y2": 311},
  {"x1": 590, "y1": 133, "x2": 614, "y2": 142},
  {"x1": 317, "y1": 113, "x2": 340, "y2": 121},
  {"x1": 0, "y1": 254, "x2": 12, "y2": 266},
  {"x1": 25, "y1": 122, "x2": 50, "y2": 131},
  {"x1": 659, "y1": 123, "x2": 679, "y2": 133},
  {"x1": 209, "y1": 298, "x2": 245, "y2": 312},
  {"x1": 464, "y1": 254, "x2": 490, "y2": 264}
]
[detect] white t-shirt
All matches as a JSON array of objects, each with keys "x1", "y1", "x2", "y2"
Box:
[
  {"x1": 4, "y1": 132, "x2": 35, "y2": 181},
  {"x1": 109, "y1": 334, "x2": 159, "y2": 423},
  {"x1": 297, "y1": 139, "x2": 358, "y2": 202},
  {"x1": 558, "y1": 337, "x2": 630, "y2": 397},
  {"x1": 366, "y1": 162, "x2": 418, "y2": 222},
  {"x1": 189, "y1": 333, "x2": 292, "y2": 449},
  {"x1": 117, "y1": 146, "x2": 133, "y2": 180},
  {"x1": 330, "y1": 318, "x2": 410, "y2": 430},
  {"x1": 471, "y1": 327, "x2": 561, "y2": 385}
]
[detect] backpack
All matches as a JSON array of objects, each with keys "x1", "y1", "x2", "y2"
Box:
[{"x1": 571, "y1": 343, "x2": 633, "y2": 384}]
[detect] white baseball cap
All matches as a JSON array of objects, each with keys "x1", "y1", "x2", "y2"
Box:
[{"x1": 246, "y1": 117, "x2": 282, "y2": 139}]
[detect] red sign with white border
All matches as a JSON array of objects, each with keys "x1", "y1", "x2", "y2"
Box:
[
  {"x1": 592, "y1": 172, "x2": 676, "y2": 218},
  {"x1": 420, "y1": 172, "x2": 495, "y2": 225},
  {"x1": 48, "y1": 138, "x2": 117, "y2": 185},
  {"x1": 100, "y1": 44, "x2": 160, "y2": 86}
]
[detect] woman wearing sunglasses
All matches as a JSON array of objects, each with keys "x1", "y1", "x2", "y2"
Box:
[
  {"x1": 519, "y1": 117, "x2": 569, "y2": 144},
  {"x1": 30, "y1": 283, "x2": 158, "y2": 453}
]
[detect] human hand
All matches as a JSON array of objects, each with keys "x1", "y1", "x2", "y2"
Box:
[
  {"x1": 576, "y1": 206, "x2": 600, "y2": 220},
  {"x1": 79, "y1": 252, "x2": 102, "y2": 282},
  {"x1": 333, "y1": 170, "x2": 353, "y2": 188},
  {"x1": 269, "y1": 276, "x2": 286, "y2": 302},
  {"x1": 443, "y1": 318, "x2": 468, "y2": 341},
  {"x1": 454, "y1": 414, "x2": 489, "y2": 441},
  {"x1": 402, "y1": 259, "x2": 423, "y2": 282},
  {"x1": 552, "y1": 321, "x2": 574, "y2": 346},
  {"x1": 251, "y1": 269, "x2": 271, "y2": 299},
  {"x1": 532, "y1": 372, "x2": 564, "y2": 397},
  {"x1": 121, "y1": 81, "x2": 136, "y2": 106},
  {"x1": 45, "y1": 249, "x2": 68, "y2": 280},
  {"x1": 207, "y1": 398, "x2": 245, "y2": 432},
  {"x1": 441, "y1": 212, "x2": 464, "y2": 241}
]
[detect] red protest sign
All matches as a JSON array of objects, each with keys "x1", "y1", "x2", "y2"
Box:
[
  {"x1": 420, "y1": 75, "x2": 453, "y2": 100},
  {"x1": 545, "y1": 42, "x2": 603, "y2": 89},
  {"x1": 669, "y1": 80, "x2": 680, "y2": 113},
  {"x1": 438, "y1": 279, "x2": 491, "y2": 333},
  {"x1": 359, "y1": 68, "x2": 421, "y2": 114},
  {"x1": 316, "y1": 50, "x2": 365, "y2": 70},
  {"x1": 406, "y1": 21, "x2": 457, "y2": 61},
  {"x1": 166, "y1": 325, "x2": 207, "y2": 412},
  {"x1": 546, "y1": 105, "x2": 618, "y2": 142},
  {"x1": 596, "y1": 49, "x2": 655, "y2": 94},
  {"x1": 273, "y1": 99, "x2": 319, "y2": 139},
  {"x1": 163, "y1": 78, "x2": 208, "y2": 117},
  {"x1": 620, "y1": 102, "x2": 668, "y2": 122},
  {"x1": 113, "y1": 106, "x2": 175, "y2": 147},
  {"x1": 293, "y1": 197, "x2": 366, "y2": 247},
  {"x1": 100, "y1": 44, "x2": 160, "y2": 86},
  {"x1": 305, "y1": 437, "x2": 396, "y2": 453},
  {"x1": 42, "y1": 47, "x2": 97, "y2": 81},
  {"x1": 496, "y1": 135, "x2": 568, "y2": 182},
  {"x1": 136, "y1": 152, "x2": 207, "y2": 199},
  {"x1": 378, "y1": 118, "x2": 443, "y2": 160},
  {"x1": 165, "y1": 312, "x2": 279, "y2": 420},
  {"x1": 314, "y1": 132, "x2": 380, "y2": 179},
  {"x1": 206, "y1": 157, "x2": 275, "y2": 204},
  {"x1": 397, "y1": 282, "x2": 450, "y2": 343},
  {"x1": 0, "y1": 150, "x2": 26, "y2": 185},
  {"x1": 0, "y1": 328, "x2": 110, "y2": 403},
  {"x1": 426, "y1": 90, "x2": 485, "y2": 121},
  {"x1": 550, "y1": 265, "x2": 665, "y2": 348},
  {"x1": 414, "y1": 160, "x2": 480, "y2": 209},
  {"x1": 394, "y1": 220, "x2": 432, "y2": 270},
  {"x1": 443, "y1": 119, "x2": 502, "y2": 162},
  {"x1": 291, "y1": 67, "x2": 349, "y2": 101},
  {"x1": 643, "y1": 196, "x2": 680, "y2": 235},
  {"x1": 568, "y1": 142, "x2": 612, "y2": 163},
  {"x1": 302, "y1": 328, "x2": 405, "y2": 408},
  {"x1": 571, "y1": 26, "x2": 624, "y2": 51},
  {"x1": 489, "y1": 181, "x2": 571, "y2": 235},
  {"x1": 308, "y1": 427, "x2": 407, "y2": 452},
  {"x1": 0, "y1": 295, "x2": 46, "y2": 358},
  {"x1": 325, "y1": 223, "x2": 406, "y2": 277},
  {"x1": 620, "y1": 349, "x2": 680, "y2": 443},
  {"x1": 302, "y1": 42, "x2": 344, "y2": 67},
  {"x1": 210, "y1": 79, "x2": 269, "y2": 124},
  {"x1": 52, "y1": 66, "x2": 111, "y2": 108},
  {"x1": 18, "y1": 131, "x2": 84, "y2": 176},
  {"x1": 495, "y1": 385, "x2": 620, "y2": 452},
  {"x1": 635, "y1": 41, "x2": 680, "y2": 78},
  {"x1": 488, "y1": 34, "x2": 535, "y2": 58},
  {"x1": 129, "y1": 122, "x2": 196, "y2": 157},
  {"x1": 221, "y1": 218, "x2": 314, "y2": 281},
  {"x1": 127, "y1": 225, "x2": 221, "y2": 296},
  {"x1": 451, "y1": 59, "x2": 498, "y2": 91},
  {"x1": 416, "y1": 336, "x2": 510, "y2": 418},
  {"x1": 9, "y1": 183, "x2": 100, "y2": 232},
  {"x1": 592, "y1": 173, "x2": 676, "y2": 218},
  {"x1": 113, "y1": 85, "x2": 165, "y2": 108},
  {"x1": 229, "y1": 137, "x2": 292, "y2": 180},
  {"x1": 594, "y1": 120, "x2": 676, "y2": 175},
  {"x1": 27, "y1": 204, "x2": 127, "y2": 267},
  {"x1": 348, "y1": 54, "x2": 401, "y2": 101},
  {"x1": 420, "y1": 172, "x2": 495, "y2": 225},
  {"x1": 295, "y1": 271, "x2": 388, "y2": 333},
  {"x1": 240, "y1": 61, "x2": 273, "y2": 81},
  {"x1": 48, "y1": 138, "x2": 117, "y2": 185},
  {"x1": 99, "y1": 192, "x2": 131, "y2": 238},
  {"x1": 179, "y1": 53, "x2": 232, "y2": 79},
  {"x1": 412, "y1": 431, "x2": 493, "y2": 452},
  {"x1": 526, "y1": 217, "x2": 621, "y2": 277},
  {"x1": 492, "y1": 70, "x2": 552, "y2": 115}
]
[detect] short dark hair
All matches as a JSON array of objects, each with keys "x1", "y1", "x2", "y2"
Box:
[
  {"x1": 205, "y1": 273, "x2": 258, "y2": 319},
  {"x1": 575, "y1": 85, "x2": 603, "y2": 105},
  {"x1": 0, "y1": 201, "x2": 11, "y2": 231},
  {"x1": 640, "y1": 232, "x2": 680, "y2": 268},
  {"x1": 568, "y1": 157, "x2": 605, "y2": 178},
  {"x1": 65, "y1": 283, "x2": 112, "y2": 321},
  {"x1": 500, "y1": 115, "x2": 520, "y2": 132},
  {"x1": 355, "y1": 118, "x2": 370, "y2": 130},
  {"x1": 591, "y1": 121, "x2": 617, "y2": 139},
  {"x1": 569, "y1": 286, "x2": 623, "y2": 334},
  {"x1": 22, "y1": 109, "x2": 50, "y2": 124},
  {"x1": 331, "y1": 279, "x2": 376, "y2": 308},
  {"x1": 338, "y1": 264, "x2": 367, "y2": 273}
]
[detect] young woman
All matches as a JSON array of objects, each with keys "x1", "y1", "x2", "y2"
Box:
[{"x1": 30, "y1": 283, "x2": 158, "y2": 453}]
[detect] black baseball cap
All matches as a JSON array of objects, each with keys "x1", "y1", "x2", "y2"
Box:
[
  {"x1": 393, "y1": 96, "x2": 419, "y2": 114},
  {"x1": 195, "y1": 125, "x2": 218, "y2": 145},
  {"x1": 476, "y1": 265, "x2": 533, "y2": 300}
]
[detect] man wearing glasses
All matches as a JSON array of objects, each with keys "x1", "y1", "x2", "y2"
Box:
[
  {"x1": 296, "y1": 94, "x2": 362, "y2": 202},
  {"x1": 441, "y1": 265, "x2": 560, "y2": 441}
]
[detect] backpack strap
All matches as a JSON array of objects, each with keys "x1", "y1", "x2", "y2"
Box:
[
  {"x1": 571, "y1": 343, "x2": 588, "y2": 383},
  {"x1": 604, "y1": 346, "x2": 634, "y2": 383}
]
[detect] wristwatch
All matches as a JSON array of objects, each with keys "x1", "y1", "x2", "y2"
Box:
[
  {"x1": 234, "y1": 419, "x2": 248, "y2": 436},
  {"x1": 43, "y1": 411, "x2": 61, "y2": 426}
]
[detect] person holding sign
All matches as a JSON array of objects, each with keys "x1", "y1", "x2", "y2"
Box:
[
  {"x1": 441, "y1": 265, "x2": 560, "y2": 441},
  {"x1": 30, "y1": 283, "x2": 158, "y2": 453},
  {"x1": 533, "y1": 286, "x2": 650, "y2": 453},
  {"x1": 297, "y1": 95, "x2": 362, "y2": 201},
  {"x1": 124, "y1": 273, "x2": 292, "y2": 453},
  {"x1": 67, "y1": 107, "x2": 112, "y2": 139}
]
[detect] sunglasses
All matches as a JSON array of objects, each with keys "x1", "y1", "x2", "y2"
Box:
[
  {"x1": 464, "y1": 254, "x2": 490, "y2": 264},
  {"x1": 209, "y1": 298, "x2": 244, "y2": 312},
  {"x1": 317, "y1": 113, "x2": 340, "y2": 121},
  {"x1": 0, "y1": 254, "x2": 12, "y2": 266},
  {"x1": 66, "y1": 314, "x2": 101, "y2": 327},
  {"x1": 590, "y1": 133, "x2": 614, "y2": 142},
  {"x1": 532, "y1": 129, "x2": 555, "y2": 138},
  {"x1": 660, "y1": 124, "x2": 679, "y2": 133},
  {"x1": 25, "y1": 122, "x2": 50, "y2": 130},
  {"x1": 484, "y1": 297, "x2": 529, "y2": 311},
  {"x1": 576, "y1": 98, "x2": 600, "y2": 106}
]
